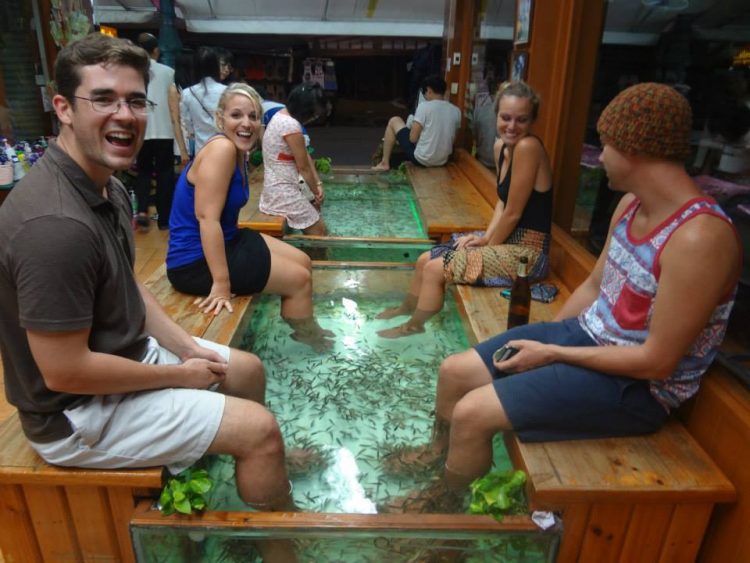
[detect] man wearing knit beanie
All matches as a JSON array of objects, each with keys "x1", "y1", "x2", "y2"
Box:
[{"x1": 401, "y1": 83, "x2": 742, "y2": 504}]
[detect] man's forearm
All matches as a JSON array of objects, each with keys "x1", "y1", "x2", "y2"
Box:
[
  {"x1": 41, "y1": 345, "x2": 186, "y2": 395},
  {"x1": 138, "y1": 282, "x2": 196, "y2": 358},
  {"x1": 547, "y1": 342, "x2": 669, "y2": 381}
]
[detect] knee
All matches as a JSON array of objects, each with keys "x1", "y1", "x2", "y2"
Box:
[
  {"x1": 423, "y1": 258, "x2": 445, "y2": 282},
  {"x1": 451, "y1": 397, "x2": 476, "y2": 431},
  {"x1": 232, "y1": 351, "x2": 265, "y2": 395},
  {"x1": 438, "y1": 353, "x2": 472, "y2": 400},
  {"x1": 244, "y1": 408, "x2": 285, "y2": 458},
  {"x1": 237, "y1": 349, "x2": 264, "y2": 375},
  {"x1": 297, "y1": 251, "x2": 313, "y2": 271},
  {"x1": 438, "y1": 354, "x2": 465, "y2": 389},
  {"x1": 416, "y1": 251, "x2": 431, "y2": 269},
  {"x1": 291, "y1": 265, "x2": 312, "y2": 292},
  {"x1": 451, "y1": 395, "x2": 492, "y2": 438}
]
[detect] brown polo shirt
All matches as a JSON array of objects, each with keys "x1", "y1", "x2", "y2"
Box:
[{"x1": 0, "y1": 141, "x2": 148, "y2": 442}]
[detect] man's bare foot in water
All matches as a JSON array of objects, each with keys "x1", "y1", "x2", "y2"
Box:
[
  {"x1": 379, "y1": 479, "x2": 465, "y2": 514},
  {"x1": 371, "y1": 161, "x2": 390, "y2": 172},
  {"x1": 286, "y1": 447, "x2": 326, "y2": 477},
  {"x1": 377, "y1": 322, "x2": 424, "y2": 339},
  {"x1": 381, "y1": 443, "x2": 445, "y2": 476}
]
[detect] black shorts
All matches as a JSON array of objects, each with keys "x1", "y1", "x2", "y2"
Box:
[
  {"x1": 395, "y1": 127, "x2": 424, "y2": 166},
  {"x1": 167, "y1": 229, "x2": 272, "y2": 296}
]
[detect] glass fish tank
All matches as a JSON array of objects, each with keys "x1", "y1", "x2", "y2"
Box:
[
  {"x1": 293, "y1": 171, "x2": 428, "y2": 240},
  {"x1": 129, "y1": 266, "x2": 560, "y2": 562},
  {"x1": 284, "y1": 171, "x2": 436, "y2": 263}
]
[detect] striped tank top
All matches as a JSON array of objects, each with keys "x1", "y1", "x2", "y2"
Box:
[{"x1": 578, "y1": 196, "x2": 738, "y2": 410}]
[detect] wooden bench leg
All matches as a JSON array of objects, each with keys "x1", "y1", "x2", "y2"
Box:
[
  {"x1": 556, "y1": 501, "x2": 714, "y2": 563},
  {"x1": 24, "y1": 484, "x2": 82, "y2": 561},
  {"x1": 0, "y1": 484, "x2": 43, "y2": 562}
]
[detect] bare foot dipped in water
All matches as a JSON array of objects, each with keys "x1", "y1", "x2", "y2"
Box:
[
  {"x1": 286, "y1": 317, "x2": 335, "y2": 352},
  {"x1": 381, "y1": 443, "x2": 446, "y2": 476},
  {"x1": 379, "y1": 479, "x2": 465, "y2": 514},
  {"x1": 375, "y1": 304, "x2": 412, "y2": 320},
  {"x1": 377, "y1": 322, "x2": 424, "y2": 339},
  {"x1": 286, "y1": 446, "x2": 327, "y2": 477},
  {"x1": 290, "y1": 331, "x2": 334, "y2": 352}
]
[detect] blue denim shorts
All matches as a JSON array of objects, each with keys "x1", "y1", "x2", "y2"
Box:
[{"x1": 474, "y1": 319, "x2": 669, "y2": 442}]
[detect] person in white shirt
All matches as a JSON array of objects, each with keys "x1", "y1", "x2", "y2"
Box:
[
  {"x1": 180, "y1": 47, "x2": 226, "y2": 154},
  {"x1": 372, "y1": 75, "x2": 461, "y2": 171},
  {"x1": 133, "y1": 33, "x2": 187, "y2": 231}
]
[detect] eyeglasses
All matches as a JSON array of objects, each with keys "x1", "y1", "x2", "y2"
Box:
[{"x1": 71, "y1": 95, "x2": 156, "y2": 115}]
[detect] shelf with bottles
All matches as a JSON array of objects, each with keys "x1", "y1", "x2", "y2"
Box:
[{"x1": 0, "y1": 136, "x2": 51, "y2": 189}]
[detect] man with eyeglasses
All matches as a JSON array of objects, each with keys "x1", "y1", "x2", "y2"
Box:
[{"x1": 0, "y1": 33, "x2": 298, "y2": 537}]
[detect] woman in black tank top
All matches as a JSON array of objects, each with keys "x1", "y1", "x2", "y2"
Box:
[{"x1": 377, "y1": 81, "x2": 553, "y2": 338}]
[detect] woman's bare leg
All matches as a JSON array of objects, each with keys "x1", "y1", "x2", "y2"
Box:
[
  {"x1": 260, "y1": 235, "x2": 333, "y2": 349},
  {"x1": 262, "y1": 235, "x2": 314, "y2": 319},
  {"x1": 376, "y1": 251, "x2": 431, "y2": 319},
  {"x1": 377, "y1": 257, "x2": 446, "y2": 338},
  {"x1": 302, "y1": 218, "x2": 327, "y2": 236}
]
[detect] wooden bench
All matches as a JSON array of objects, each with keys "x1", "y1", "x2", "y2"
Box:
[
  {"x1": 0, "y1": 265, "x2": 254, "y2": 563},
  {"x1": 452, "y1": 203, "x2": 736, "y2": 561},
  {"x1": 237, "y1": 166, "x2": 284, "y2": 236},
  {"x1": 407, "y1": 163, "x2": 493, "y2": 241}
]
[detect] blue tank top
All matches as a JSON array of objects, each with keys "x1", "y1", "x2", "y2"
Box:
[{"x1": 167, "y1": 156, "x2": 249, "y2": 269}]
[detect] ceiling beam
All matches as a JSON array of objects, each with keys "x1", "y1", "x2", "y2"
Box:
[{"x1": 181, "y1": 19, "x2": 444, "y2": 36}]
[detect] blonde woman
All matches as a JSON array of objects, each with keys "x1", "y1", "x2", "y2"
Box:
[
  {"x1": 167, "y1": 83, "x2": 333, "y2": 351},
  {"x1": 378, "y1": 81, "x2": 553, "y2": 338}
]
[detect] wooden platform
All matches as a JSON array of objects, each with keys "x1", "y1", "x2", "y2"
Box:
[
  {"x1": 407, "y1": 163, "x2": 493, "y2": 241},
  {"x1": 237, "y1": 163, "x2": 493, "y2": 242},
  {"x1": 237, "y1": 166, "x2": 284, "y2": 236}
]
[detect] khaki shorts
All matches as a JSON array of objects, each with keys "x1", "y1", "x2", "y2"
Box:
[{"x1": 30, "y1": 336, "x2": 229, "y2": 475}]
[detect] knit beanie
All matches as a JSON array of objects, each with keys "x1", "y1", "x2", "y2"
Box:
[{"x1": 597, "y1": 82, "x2": 692, "y2": 161}]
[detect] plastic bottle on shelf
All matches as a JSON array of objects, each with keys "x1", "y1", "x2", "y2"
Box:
[
  {"x1": 12, "y1": 154, "x2": 25, "y2": 181},
  {"x1": 1, "y1": 138, "x2": 15, "y2": 162}
]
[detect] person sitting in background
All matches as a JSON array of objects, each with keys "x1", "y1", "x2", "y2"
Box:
[
  {"x1": 391, "y1": 83, "x2": 741, "y2": 512},
  {"x1": 167, "y1": 83, "x2": 333, "y2": 351},
  {"x1": 132, "y1": 33, "x2": 187, "y2": 232},
  {"x1": 259, "y1": 82, "x2": 327, "y2": 235},
  {"x1": 371, "y1": 75, "x2": 460, "y2": 172},
  {"x1": 180, "y1": 47, "x2": 226, "y2": 154},
  {"x1": 377, "y1": 81, "x2": 552, "y2": 338}
]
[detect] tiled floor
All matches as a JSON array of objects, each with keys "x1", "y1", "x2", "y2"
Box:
[{"x1": 307, "y1": 125, "x2": 383, "y2": 166}]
